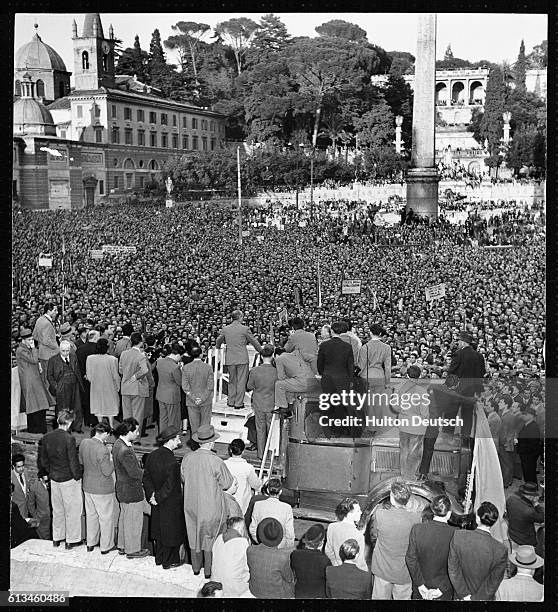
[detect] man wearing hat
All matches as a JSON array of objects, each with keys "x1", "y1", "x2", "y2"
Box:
[
  {"x1": 59, "y1": 322, "x2": 77, "y2": 353},
  {"x1": 448, "y1": 330, "x2": 486, "y2": 442},
  {"x1": 495, "y1": 545, "x2": 544, "y2": 601},
  {"x1": 516, "y1": 407, "x2": 542, "y2": 485},
  {"x1": 505, "y1": 482, "x2": 544, "y2": 550},
  {"x1": 181, "y1": 425, "x2": 235, "y2": 578},
  {"x1": 246, "y1": 517, "x2": 295, "y2": 598},
  {"x1": 16, "y1": 328, "x2": 50, "y2": 433},
  {"x1": 32, "y1": 302, "x2": 59, "y2": 406},
  {"x1": 143, "y1": 426, "x2": 186, "y2": 569}
]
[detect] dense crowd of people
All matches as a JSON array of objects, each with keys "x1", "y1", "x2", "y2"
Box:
[{"x1": 10, "y1": 195, "x2": 544, "y2": 600}]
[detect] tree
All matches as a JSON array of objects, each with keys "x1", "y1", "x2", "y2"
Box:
[
  {"x1": 527, "y1": 40, "x2": 547, "y2": 69},
  {"x1": 383, "y1": 65, "x2": 413, "y2": 154},
  {"x1": 147, "y1": 29, "x2": 169, "y2": 90},
  {"x1": 387, "y1": 51, "x2": 414, "y2": 75},
  {"x1": 252, "y1": 14, "x2": 290, "y2": 52},
  {"x1": 478, "y1": 65, "x2": 508, "y2": 168},
  {"x1": 354, "y1": 100, "x2": 394, "y2": 148},
  {"x1": 214, "y1": 17, "x2": 260, "y2": 75},
  {"x1": 315, "y1": 19, "x2": 367, "y2": 42},
  {"x1": 164, "y1": 21, "x2": 211, "y2": 78},
  {"x1": 115, "y1": 37, "x2": 148, "y2": 79},
  {"x1": 514, "y1": 39, "x2": 527, "y2": 91}
]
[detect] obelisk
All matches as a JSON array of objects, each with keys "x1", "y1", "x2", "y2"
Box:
[{"x1": 406, "y1": 13, "x2": 439, "y2": 218}]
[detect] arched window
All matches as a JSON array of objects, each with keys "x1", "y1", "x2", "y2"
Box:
[
  {"x1": 123, "y1": 158, "x2": 135, "y2": 169},
  {"x1": 82, "y1": 51, "x2": 89, "y2": 70},
  {"x1": 59, "y1": 81, "x2": 65, "y2": 98},
  {"x1": 149, "y1": 159, "x2": 159, "y2": 170},
  {"x1": 15, "y1": 80, "x2": 21, "y2": 96},
  {"x1": 36, "y1": 79, "x2": 45, "y2": 98}
]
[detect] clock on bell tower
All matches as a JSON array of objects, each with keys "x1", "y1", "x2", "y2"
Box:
[{"x1": 72, "y1": 13, "x2": 115, "y2": 91}]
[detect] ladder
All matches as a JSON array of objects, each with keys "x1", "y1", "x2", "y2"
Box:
[{"x1": 258, "y1": 413, "x2": 281, "y2": 481}]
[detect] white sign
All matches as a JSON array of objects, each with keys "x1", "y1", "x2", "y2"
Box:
[
  {"x1": 101, "y1": 245, "x2": 137, "y2": 254},
  {"x1": 90, "y1": 250, "x2": 104, "y2": 260},
  {"x1": 341, "y1": 279, "x2": 362, "y2": 295},
  {"x1": 165, "y1": 199, "x2": 174, "y2": 208},
  {"x1": 38, "y1": 254, "x2": 53, "y2": 268},
  {"x1": 278, "y1": 308, "x2": 288, "y2": 325},
  {"x1": 425, "y1": 283, "x2": 446, "y2": 302},
  {"x1": 242, "y1": 230, "x2": 250, "y2": 237},
  {"x1": 256, "y1": 235, "x2": 264, "y2": 243}
]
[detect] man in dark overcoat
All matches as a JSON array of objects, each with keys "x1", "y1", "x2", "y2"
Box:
[
  {"x1": 47, "y1": 340, "x2": 85, "y2": 432},
  {"x1": 448, "y1": 331, "x2": 486, "y2": 441},
  {"x1": 143, "y1": 426, "x2": 187, "y2": 569}
]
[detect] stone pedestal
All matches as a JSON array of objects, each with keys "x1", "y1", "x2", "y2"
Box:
[{"x1": 406, "y1": 168, "x2": 440, "y2": 219}]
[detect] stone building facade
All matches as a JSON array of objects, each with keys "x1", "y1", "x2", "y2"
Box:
[{"x1": 13, "y1": 13, "x2": 226, "y2": 210}]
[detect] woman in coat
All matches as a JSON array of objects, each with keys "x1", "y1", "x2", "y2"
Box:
[
  {"x1": 16, "y1": 329, "x2": 49, "y2": 433},
  {"x1": 143, "y1": 426, "x2": 187, "y2": 569},
  {"x1": 85, "y1": 338, "x2": 120, "y2": 428}
]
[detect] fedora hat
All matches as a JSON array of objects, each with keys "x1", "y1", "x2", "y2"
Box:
[
  {"x1": 192, "y1": 424, "x2": 219, "y2": 444},
  {"x1": 459, "y1": 331, "x2": 474, "y2": 344},
  {"x1": 257, "y1": 517, "x2": 283, "y2": 547},
  {"x1": 156, "y1": 426, "x2": 181, "y2": 444},
  {"x1": 59, "y1": 322, "x2": 72, "y2": 335},
  {"x1": 518, "y1": 482, "x2": 539, "y2": 497},
  {"x1": 20, "y1": 328, "x2": 32, "y2": 339},
  {"x1": 508, "y1": 545, "x2": 543, "y2": 569}
]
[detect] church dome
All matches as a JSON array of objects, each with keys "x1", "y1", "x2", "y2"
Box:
[
  {"x1": 13, "y1": 97, "x2": 57, "y2": 136},
  {"x1": 15, "y1": 31, "x2": 67, "y2": 73}
]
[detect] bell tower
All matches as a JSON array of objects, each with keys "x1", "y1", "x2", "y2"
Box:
[{"x1": 72, "y1": 13, "x2": 115, "y2": 91}]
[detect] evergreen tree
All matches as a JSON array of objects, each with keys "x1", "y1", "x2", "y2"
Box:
[
  {"x1": 384, "y1": 63, "x2": 413, "y2": 154},
  {"x1": 147, "y1": 29, "x2": 169, "y2": 90},
  {"x1": 252, "y1": 14, "x2": 290, "y2": 52},
  {"x1": 514, "y1": 39, "x2": 527, "y2": 91},
  {"x1": 478, "y1": 65, "x2": 508, "y2": 167},
  {"x1": 315, "y1": 19, "x2": 368, "y2": 42},
  {"x1": 132, "y1": 35, "x2": 148, "y2": 82}
]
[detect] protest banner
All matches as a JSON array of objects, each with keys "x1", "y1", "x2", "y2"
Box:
[
  {"x1": 90, "y1": 249, "x2": 104, "y2": 260},
  {"x1": 38, "y1": 254, "x2": 53, "y2": 268},
  {"x1": 101, "y1": 245, "x2": 137, "y2": 254},
  {"x1": 341, "y1": 279, "x2": 362, "y2": 295},
  {"x1": 425, "y1": 283, "x2": 446, "y2": 302}
]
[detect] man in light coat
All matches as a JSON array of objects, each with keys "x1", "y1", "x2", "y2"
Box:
[
  {"x1": 249, "y1": 478, "x2": 294, "y2": 549},
  {"x1": 32, "y1": 302, "x2": 59, "y2": 405},
  {"x1": 79, "y1": 422, "x2": 116, "y2": 554},
  {"x1": 16, "y1": 328, "x2": 49, "y2": 433},
  {"x1": 224, "y1": 439, "x2": 261, "y2": 514},
  {"x1": 216, "y1": 310, "x2": 262, "y2": 409},
  {"x1": 181, "y1": 346, "x2": 214, "y2": 435},
  {"x1": 119, "y1": 332, "x2": 150, "y2": 438},
  {"x1": 495, "y1": 545, "x2": 544, "y2": 601},
  {"x1": 155, "y1": 342, "x2": 183, "y2": 431},
  {"x1": 283, "y1": 317, "x2": 318, "y2": 374}
]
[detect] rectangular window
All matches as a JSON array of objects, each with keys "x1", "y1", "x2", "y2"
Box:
[
  {"x1": 192, "y1": 135, "x2": 198, "y2": 150},
  {"x1": 99, "y1": 180, "x2": 104, "y2": 195},
  {"x1": 211, "y1": 138, "x2": 216, "y2": 151},
  {"x1": 173, "y1": 115, "x2": 177, "y2": 127},
  {"x1": 113, "y1": 176, "x2": 119, "y2": 189},
  {"x1": 210, "y1": 121, "x2": 215, "y2": 132},
  {"x1": 111, "y1": 105, "x2": 117, "y2": 119},
  {"x1": 172, "y1": 134, "x2": 178, "y2": 149},
  {"x1": 192, "y1": 118, "x2": 198, "y2": 130},
  {"x1": 95, "y1": 128, "x2": 102, "y2": 143},
  {"x1": 149, "y1": 111, "x2": 156, "y2": 124},
  {"x1": 126, "y1": 173, "x2": 133, "y2": 189},
  {"x1": 182, "y1": 135, "x2": 189, "y2": 150},
  {"x1": 150, "y1": 132, "x2": 157, "y2": 147},
  {"x1": 161, "y1": 133, "x2": 168, "y2": 148},
  {"x1": 202, "y1": 137, "x2": 208, "y2": 151},
  {"x1": 182, "y1": 116, "x2": 187, "y2": 128},
  {"x1": 201, "y1": 119, "x2": 207, "y2": 131},
  {"x1": 161, "y1": 113, "x2": 168, "y2": 125},
  {"x1": 111, "y1": 127, "x2": 120, "y2": 144},
  {"x1": 77, "y1": 105, "x2": 83, "y2": 118},
  {"x1": 138, "y1": 130, "x2": 145, "y2": 146},
  {"x1": 13, "y1": 180, "x2": 17, "y2": 196},
  {"x1": 125, "y1": 128, "x2": 133, "y2": 145},
  {"x1": 139, "y1": 176, "x2": 145, "y2": 188},
  {"x1": 60, "y1": 130, "x2": 67, "y2": 139},
  {"x1": 124, "y1": 107, "x2": 132, "y2": 120},
  {"x1": 95, "y1": 106, "x2": 101, "y2": 117},
  {"x1": 137, "y1": 109, "x2": 145, "y2": 122}
]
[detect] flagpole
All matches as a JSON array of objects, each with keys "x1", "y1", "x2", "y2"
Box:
[{"x1": 237, "y1": 146, "x2": 242, "y2": 247}]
